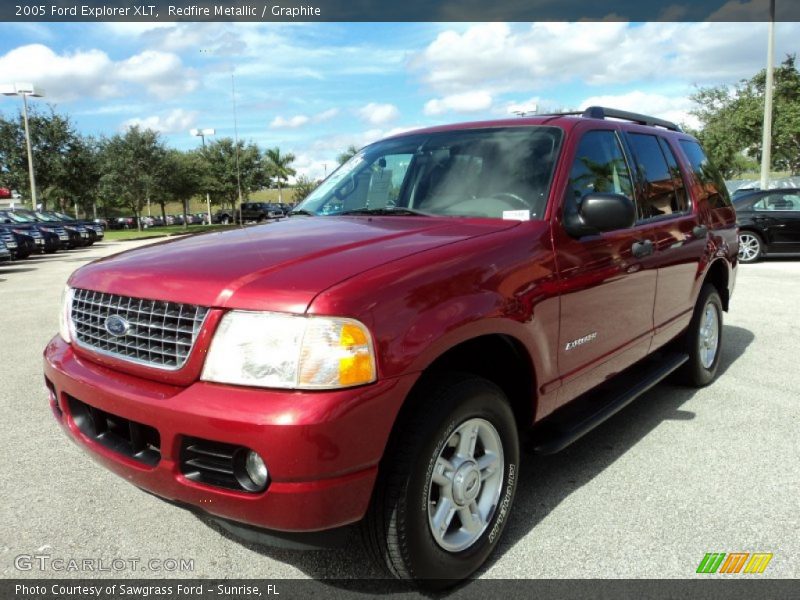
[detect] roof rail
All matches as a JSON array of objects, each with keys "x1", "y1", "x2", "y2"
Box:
[{"x1": 581, "y1": 106, "x2": 682, "y2": 132}]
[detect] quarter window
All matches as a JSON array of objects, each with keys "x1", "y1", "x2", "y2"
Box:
[{"x1": 679, "y1": 140, "x2": 732, "y2": 209}]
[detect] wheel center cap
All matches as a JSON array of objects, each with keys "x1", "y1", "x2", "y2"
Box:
[{"x1": 452, "y1": 461, "x2": 481, "y2": 506}]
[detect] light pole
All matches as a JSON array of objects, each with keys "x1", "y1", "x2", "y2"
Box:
[
  {"x1": 759, "y1": 0, "x2": 776, "y2": 191},
  {"x1": 2, "y1": 82, "x2": 45, "y2": 209},
  {"x1": 190, "y1": 127, "x2": 215, "y2": 224}
]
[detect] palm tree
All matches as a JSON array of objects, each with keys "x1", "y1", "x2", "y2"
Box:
[
  {"x1": 337, "y1": 144, "x2": 359, "y2": 166},
  {"x1": 264, "y1": 147, "x2": 296, "y2": 202}
]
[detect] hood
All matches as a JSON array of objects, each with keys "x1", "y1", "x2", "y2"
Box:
[{"x1": 69, "y1": 216, "x2": 520, "y2": 313}]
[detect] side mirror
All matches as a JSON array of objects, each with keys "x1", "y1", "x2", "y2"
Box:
[{"x1": 564, "y1": 193, "x2": 635, "y2": 238}]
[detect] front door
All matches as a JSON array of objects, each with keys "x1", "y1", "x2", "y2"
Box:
[{"x1": 552, "y1": 127, "x2": 657, "y2": 406}]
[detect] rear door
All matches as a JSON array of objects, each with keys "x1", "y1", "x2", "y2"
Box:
[
  {"x1": 622, "y1": 131, "x2": 706, "y2": 349},
  {"x1": 552, "y1": 126, "x2": 657, "y2": 403},
  {"x1": 753, "y1": 192, "x2": 800, "y2": 251}
]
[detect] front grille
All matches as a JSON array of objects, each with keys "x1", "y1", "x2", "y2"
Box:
[
  {"x1": 181, "y1": 437, "x2": 256, "y2": 492},
  {"x1": 70, "y1": 288, "x2": 209, "y2": 370},
  {"x1": 67, "y1": 395, "x2": 160, "y2": 466},
  {"x1": 1, "y1": 232, "x2": 16, "y2": 247}
]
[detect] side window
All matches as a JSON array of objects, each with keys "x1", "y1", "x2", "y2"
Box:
[
  {"x1": 568, "y1": 130, "x2": 633, "y2": 201},
  {"x1": 628, "y1": 133, "x2": 688, "y2": 219},
  {"x1": 658, "y1": 138, "x2": 690, "y2": 213},
  {"x1": 678, "y1": 140, "x2": 732, "y2": 209},
  {"x1": 754, "y1": 193, "x2": 800, "y2": 211}
]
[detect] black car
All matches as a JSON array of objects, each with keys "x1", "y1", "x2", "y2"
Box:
[
  {"x1": 238, "y1": 202, "x2": 284, "y2": 222},
  {"x1": 0, "y1": 211, "x2": 60, "y2": 254},
  {"x1": 14, "y1": 209, "x2": 90, "y2": 248},
  {"x1": 48, "y1": 211, "x2": 105, "y2": 242},
  {"x1": 734, "y1": 188, "x2": 800, "y2": 263},
  {"x1": 0, "y1": 238, "x2": 11, "y2": 262}
]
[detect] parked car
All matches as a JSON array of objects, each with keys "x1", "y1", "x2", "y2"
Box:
[
  {"x1": 0, "y1": 225, "x2": 21, "y2": 258},
  {"x1": 239, "y1": 202, "x2": 284, "y2": 222},
  {"x1": 45, "y1": 107, "x2": 737, "y2": 586},
  {"x1": 47, "y1": 211, "x2": 105, "y2": 242},
  {"x1": 733, "y1": 188, "x2": 800, "y2": 263},
  {"x1": 0, "y1": 238, "x2": 10, "y2": 262},
  {"x1": 27, "y1": 211, "x2": 92, "y2": 247},
  {"x1": 213, "y1": 209, "x2": 235, "y2": 225},
  {"x1": 0, "y1": 210, "x2": 61, "y2": 253}
]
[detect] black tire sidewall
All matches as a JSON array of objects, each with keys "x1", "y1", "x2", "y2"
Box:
[
  {"x1": 686, "y1": 285, "x2": 723, "y2": 386},
  {"x1": 401, "y1": 382, "x2": 519, "y2": 582}
]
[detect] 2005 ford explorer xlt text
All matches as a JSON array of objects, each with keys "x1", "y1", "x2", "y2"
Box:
[{"x1": 44, "y1": 107, "x2": 737, "y2": 586}]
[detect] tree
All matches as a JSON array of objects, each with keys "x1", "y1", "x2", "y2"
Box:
[
  {"x1": 337, "y1": 144, "x2": 359, "y2": 166},
  {"x1": 155, "y1": 149, "x2": 203, "y2": 228},
  {"x1": 0, "y1": 106, "x2": 93, "y2": 210},
  {"x1": 689, "y1": 55, "x2": 800, "y2": 177},
  {"x1": 98, "y1": 126, "x2": 167, "y2": 231},
  {"x1": 292, "y1": 175, "x2": 319, "y2": 203},
  {"x1": 198, "y1": 138, "x2": 263, "y2": 210},
  {"x1": 263, "y1": 147, "x2": 296, "y2": 202}
]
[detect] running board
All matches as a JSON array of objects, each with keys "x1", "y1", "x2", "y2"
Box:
[{"x1": 531, "y1": 351, "x2": 689, "y2": 455}]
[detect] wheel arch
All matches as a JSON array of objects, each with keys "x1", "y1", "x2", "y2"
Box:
[
  {"x1": 399, "y1": 333, "x2": 537, "y2": 433},
  {"x1": 703, "y1": 257, "x2": 731, "y2": 311}
]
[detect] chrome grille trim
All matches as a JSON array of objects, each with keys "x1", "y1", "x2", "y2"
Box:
[{"x1": 70, "y1": 288, "x2": 209, "y2": 370}]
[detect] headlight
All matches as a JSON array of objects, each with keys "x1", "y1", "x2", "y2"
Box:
[
  {"x1": 59, "y1": 286, "x2": 73, "y2": 343},
  {"x1": 201, "y1": 311, "x2": 376, "y2": 389}
]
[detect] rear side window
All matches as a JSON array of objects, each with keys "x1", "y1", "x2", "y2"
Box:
[
  {"x1": 627, "y1": 133, "x2": 689, "y2": 219},
  {"x1": 568, "y1": 130, "x2": 634, "y2": 201},
  {"x1": 679, "y1": 140, "x2": 732, "y2": 209}
]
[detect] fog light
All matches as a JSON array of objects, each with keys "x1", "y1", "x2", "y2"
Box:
[{"x1": 244, "y1": 450, "x2": 268, "y2": 489}]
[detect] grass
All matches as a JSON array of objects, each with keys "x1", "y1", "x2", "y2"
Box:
[{"x1": 104, "y1": 224, "x2": 238, "y2": 241}]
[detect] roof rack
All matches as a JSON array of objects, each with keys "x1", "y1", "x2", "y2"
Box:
[{"x1": 580, "y1": 106, "x2": 682, "y2": 132}]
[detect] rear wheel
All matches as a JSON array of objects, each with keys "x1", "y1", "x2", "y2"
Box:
[
  {"x1": 363, "y1": 374, "x2": 519, "y2": 587},
  {"x1": 738, "y1": 231, "x2": 763, "y2": 263},
  {"x1": 678, "y1": 284, "x2": 723, "y2": 387}
]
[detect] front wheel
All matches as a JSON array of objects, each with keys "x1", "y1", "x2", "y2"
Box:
[
  {"x1": 738, "y1": 231, "x2": 763, "y2": 263},
  {"x1": 363, "y1": 374, "x2": 519, "y2": 587}
]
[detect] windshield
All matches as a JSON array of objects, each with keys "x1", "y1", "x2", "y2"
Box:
[
  {"x1": 1, "y1": 212, "x2": 31, "y2": 223},
  {"x1": 295, "y1": 126, "x2": 562, "y2": 220},
  {"x1": 53, "y1": 211, "x2": 75, "y2": 221},
  {"x1": 34, "y1": 212, "x2": 60, "y2": 222}
]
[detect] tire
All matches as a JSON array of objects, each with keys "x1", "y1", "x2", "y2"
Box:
[
  {"x1": 363, "y1": 374, "x2": 519, "y2": 587},
  {"x1": 677, "y1": 284, "x2": 723, "y2": 387},
  {"x1": 738, "y1": 231, "x2": 763, "y2": 263}
]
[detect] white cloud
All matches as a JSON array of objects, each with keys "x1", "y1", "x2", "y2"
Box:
[
  {"x1": 578, "y1": 91, "x2": 700, "y2": 130},
  {"x1": 270, "y1": 115, "x2": 311, "y2": 129},
  {"x1": 412, "y1": 22, "x2": 800, "y2": 96},
  {"x1": 357, "y1": 102, "x2": 400, "y2": 125},
  {"x1": 0, "y1": 44, "x2": 198, "y2": 102},
  {"x1": 270, "y1": 108, "x2": 340, "y2": 129},
  {"x1": 423, "y1": 91, "x2": 493, "y2": 116},
  {"x1": 121, "y1": 108, "x2": 198, "y2": 134}
]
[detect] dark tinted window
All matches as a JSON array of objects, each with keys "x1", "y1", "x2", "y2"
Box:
[
  {"x1": 658, "y1": 137, "x2": 689, "y2": 213},
  {"x1": 679, "y1": 140, "x2": 731, "y2": 209},
  {"x1": 753, "y1": 192, "x2": 800, "y2": 211},
  {"x1": 568, "y1": 130, "x2": 633, "y2": 201},
  {"x1": 627, "y1": 133, "x2": 689, "y2": 219}
]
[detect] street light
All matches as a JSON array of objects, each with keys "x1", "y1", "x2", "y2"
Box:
[
  {"x1": 2, "y1": 82, "x2": 45, "y2": 209},
  {"x1": 190, "y1": 127, "x2": 215, "y2": 224}
]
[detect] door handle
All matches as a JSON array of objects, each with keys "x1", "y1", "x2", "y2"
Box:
[
  {"x1": 692, "y1": 225, "x2": 708, "y2": 238},
  {"x1": 632, "y1": 239, "x2": 654, "y2": 258}
]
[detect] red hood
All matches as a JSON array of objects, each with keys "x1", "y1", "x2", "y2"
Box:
[{"x1": 69, "y1": 217, "x2": 520, "y2": 312}]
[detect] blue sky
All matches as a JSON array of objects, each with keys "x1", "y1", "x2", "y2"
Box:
[{"x1": 1, "y1": 20, "x2": 798, "y2": 179}]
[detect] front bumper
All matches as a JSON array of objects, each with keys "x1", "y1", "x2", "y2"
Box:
[{"x1": 44, "y1": 337, "x2": 414, "y2": 532}]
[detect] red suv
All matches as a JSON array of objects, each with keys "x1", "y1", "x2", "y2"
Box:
[{"x1": 44, "y1": 107, "x2": 737, "y2": 584}]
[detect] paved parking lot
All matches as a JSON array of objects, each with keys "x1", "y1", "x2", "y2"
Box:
[{"x1": 1, "y1": 240, "x2": 797, "y2": 581}]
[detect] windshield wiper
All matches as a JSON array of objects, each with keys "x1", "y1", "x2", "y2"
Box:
[{"x1": 338, "y1": 207, "x2": 430, "y2": 217}]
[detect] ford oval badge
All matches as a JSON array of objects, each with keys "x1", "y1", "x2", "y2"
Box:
[{"x1": 104, "y1": 315, "x2": 130, "y2": 337}]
